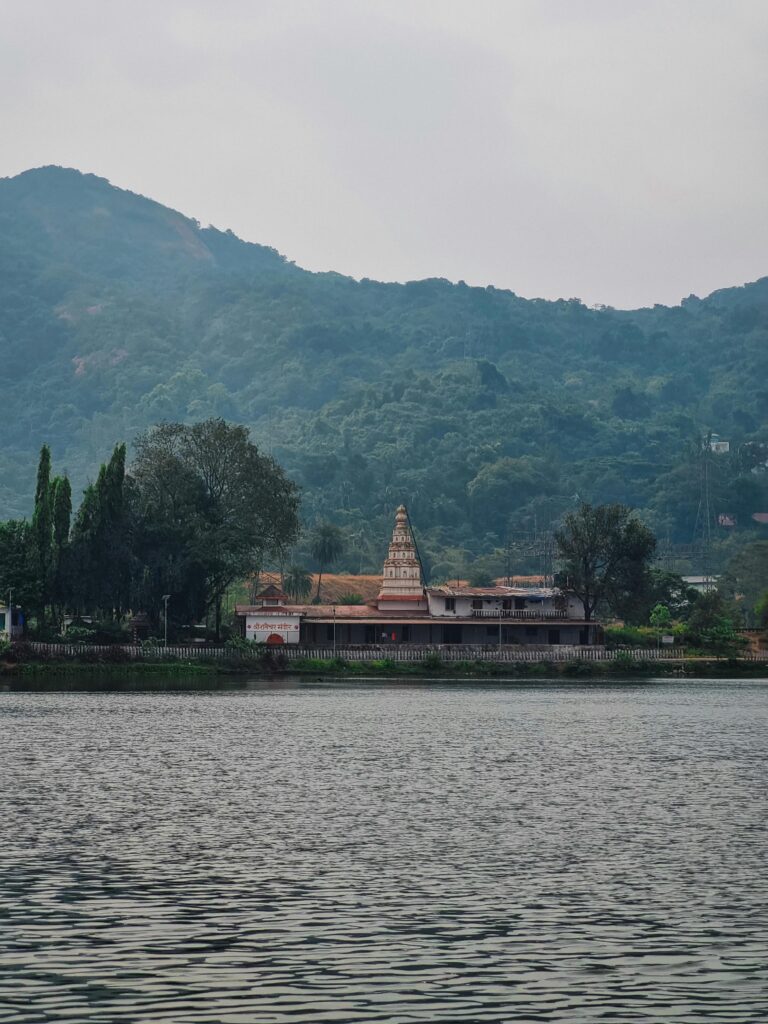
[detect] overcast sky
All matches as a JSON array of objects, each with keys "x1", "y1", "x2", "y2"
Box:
[{"x1": 2, "y1": 0, "x2": 767, "y2": 307}]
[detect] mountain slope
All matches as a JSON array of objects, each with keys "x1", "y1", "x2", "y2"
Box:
[{"x1": 1, "y1": 166, "x2": 767, "y2": 571}]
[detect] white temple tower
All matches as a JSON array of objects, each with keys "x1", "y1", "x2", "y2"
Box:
[{"x1": 377, "y1": 505, "x2": 427, "y2": 610}]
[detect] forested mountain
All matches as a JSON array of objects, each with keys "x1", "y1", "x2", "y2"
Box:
[{"x1": 2, "y1": 166, "x2": 767, "y2": 575}]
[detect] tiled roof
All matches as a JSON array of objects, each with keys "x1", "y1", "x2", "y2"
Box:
[
  {"x1": 235, "y1": 603, "x2": 430, "y2": 620},
  {"x1": 255, "y1": 583, "x2": 289, "y2": 601}
]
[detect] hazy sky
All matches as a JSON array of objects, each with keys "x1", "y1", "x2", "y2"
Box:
[{"x1": 2, "y1": 0, "x2": 767, "y2": 307}]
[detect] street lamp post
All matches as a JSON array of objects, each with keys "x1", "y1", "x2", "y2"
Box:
[
  {"x1": 162, "y1": 594, "x2": 170, "y2": 647},
  {"x1": 332, "y1": 605, "x2": 337, "y2": 657}
]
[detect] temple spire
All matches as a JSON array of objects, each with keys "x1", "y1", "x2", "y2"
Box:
[{"x1": 377, "y1": 505, "x2": 427, "y2": 607}]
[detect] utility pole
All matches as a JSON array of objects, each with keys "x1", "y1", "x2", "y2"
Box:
[
  {"x1": 332, "y1": 605, "x2": 337, "y2": 657},
  {"x1": 162, "y1": 594, "x2": 170, "y2": 647}
]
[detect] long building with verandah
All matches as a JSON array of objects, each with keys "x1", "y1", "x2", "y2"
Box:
[{"x1": 236, "y1": 505, "x2": 598, "y2": 646}]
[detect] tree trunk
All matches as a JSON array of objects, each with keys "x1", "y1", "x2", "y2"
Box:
[
  {"x1": 315, "y1": 569, "x2": 323, "y2": 602},
  {"x1": 215, "y1": 595, "x2": 222, "y2": 642}
]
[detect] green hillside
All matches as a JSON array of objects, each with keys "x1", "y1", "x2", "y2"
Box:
[{"x1": 2, "y1": 166, "x2": 767, "y2": 573}]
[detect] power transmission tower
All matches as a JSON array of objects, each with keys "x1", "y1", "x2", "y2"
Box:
[{"x1": 504, "y1": 525, "x2": 555, "y2": 587}]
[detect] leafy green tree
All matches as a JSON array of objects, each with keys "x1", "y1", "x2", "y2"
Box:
[
  {"x1": 612, "y1": 569, "x2": 697, "y2": 626},
  {"x1": 132, "y1": 419, "x2": 300, "y2": 637},
  {"x1": 309, "y1": 522, "x2": 345, "y2": 602},
  {"x1": 554, "y1": 503, "x2": 656, "y2": 621},
  {"x1": 0, "y1": 520, "x2": 39, "y2": 612},
  {"x1": 685, "y1": 590, "x2": 745, "y2": 655},
  {"x1": 283, "y1": 566, "x2": 312, "y2": 603},
  {"x1": 467, "y1": 457, "x2": 553, "y2": 533},
  {"x1": 467, "y1": 565, "x2": 494, "y2": 587},
  {"x1": 720, "y1": 542, "x2": 768, "y2": 625},
  {"x1": 649, "y1": 603, "x2": 672, "y2": 629}
]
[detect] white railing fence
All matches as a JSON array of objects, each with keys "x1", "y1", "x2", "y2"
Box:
[{"x1": 15, "y1": 641, "x2": 768, "y2": 663}]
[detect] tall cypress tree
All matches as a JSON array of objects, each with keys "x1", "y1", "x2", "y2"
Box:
[
  {"x1": 30, "y1": 445, "x2": 53, "y2": 624},
  {"x1": 102, "y1": 444, "x2": 128, "y2": 617},
  {"x1": 69, "y1": 445, "x2": 128, "y2": 618},
  {"x1": 52, "y1": 477, "x2": 72, "y2": 553},
  {"x1": 50, "y1": 476, "x2": 72, "y2": 623},
  {"x1": 69, "y1": 483, "x2": 99, "y2": 615}
]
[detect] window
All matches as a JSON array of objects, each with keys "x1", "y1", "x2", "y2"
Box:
[
  {"x1": 445, "y1": 598, "x2": 455, "y2": 611},
  {"x1": 486, "y1": 625, "x2": 497, "y2": 636},
  {"x1": 472, "y1": 599, "x2": 483, "y2": 610},
  {"x1": 402, "y1": 625, "x2": 411, "y2": 642},
  {"x1": 502, "y1": 599, "x2": 512, "y2": 610},
  {"x1": 515, "y1": 598, "x2": 526, "y2": 610}
]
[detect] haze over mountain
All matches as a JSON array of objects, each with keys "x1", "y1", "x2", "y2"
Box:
[{"x1": 2, "y1": 166, "x2": 767, "y2": 573}]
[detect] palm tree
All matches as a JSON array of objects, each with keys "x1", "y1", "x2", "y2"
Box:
[
  {"x1": 283, "y1": 565, "x2": 312, "y2": 603},
  {"x1": 309, "y1": 522, "x2": 345, "y2": 603}
]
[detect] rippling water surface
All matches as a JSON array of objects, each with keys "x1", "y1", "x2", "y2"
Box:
[{"x1": 1, "y1": 677, "x2": 767, "y2": 1022}]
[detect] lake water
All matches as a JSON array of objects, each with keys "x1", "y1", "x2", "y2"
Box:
[{"x1": 1, "y1": 677, "x2": 767, "y2": 1023}]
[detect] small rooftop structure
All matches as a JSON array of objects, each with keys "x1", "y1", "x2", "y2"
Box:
[{"x1": 251, "y1": 583, "x2": 291, "y2": 607}]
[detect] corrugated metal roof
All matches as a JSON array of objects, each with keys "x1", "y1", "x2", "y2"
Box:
[{"x1": 426, "y1": 585, "x2": 559, "y2": 598}]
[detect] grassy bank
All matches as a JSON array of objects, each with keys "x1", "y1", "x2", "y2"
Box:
[
  {"x1": 3, "y1": 653, "x2": 767, "y2": 683},
  {"x1": 286, "y1": 656, "x2": 768, "y2": 679},
  {"x1": 2, "y1": 659, "x2": 223, "y2": 676}
]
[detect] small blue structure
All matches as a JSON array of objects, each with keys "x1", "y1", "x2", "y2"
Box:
[{"x1": 0, "y1": 603, "x2": 24, "y2": 639}]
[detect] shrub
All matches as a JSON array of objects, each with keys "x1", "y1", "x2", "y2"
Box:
[
  {"x1": 563, "y1": 659, "x2": 593, "y2": 676},
  {"x1": 603, "y1": 624, "x2": 656, "y2": 647},
  {"x1": 64, "y1": 625, "x2": 97, "y2": 644},
  {"x1": 225, "y1": 635, "x2": 252, "y2": 653},
  {"x1": 104, "y1": 645, "x2": 131, "y2": 663},
  {"x1": 613, "y1": 649, "x2": 637, "y2": 669}
]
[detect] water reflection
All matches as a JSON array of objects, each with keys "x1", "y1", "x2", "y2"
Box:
[{"x1": 1, "y1": 680, "x2": 767, "y2": 1022}]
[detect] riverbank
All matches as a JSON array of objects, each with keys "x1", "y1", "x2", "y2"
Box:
[
  {"x1": 287, "y1": 656, "x2": 768, "y2": 679},
  {"x1": 3, "y1": 652, "x2": 767, "y2": 680}
]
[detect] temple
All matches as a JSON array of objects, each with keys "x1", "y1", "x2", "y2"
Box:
[{"x1": 236, "y1": 505, "x2": 598, "y2": 647}]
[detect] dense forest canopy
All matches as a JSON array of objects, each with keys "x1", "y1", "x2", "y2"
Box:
[{"x1": 1, "y1": 166, "x2": 767, "y2": 575}]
